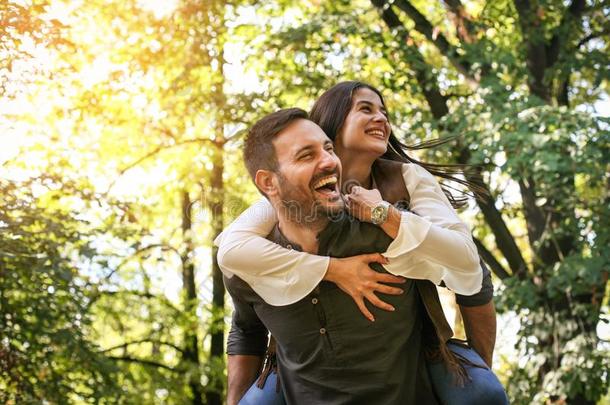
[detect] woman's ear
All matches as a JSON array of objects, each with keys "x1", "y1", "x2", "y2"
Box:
[{"x1": 254, "y1": 169, "x2": 278, "y2": 196}]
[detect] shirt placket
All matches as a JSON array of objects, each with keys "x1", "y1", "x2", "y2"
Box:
[{"x1": 310, "y1": 286, "x2": 334, "y2": 351}]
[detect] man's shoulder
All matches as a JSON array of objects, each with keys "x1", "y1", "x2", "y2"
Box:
[
  {"x1": 223, "y1": 273, "x2": 259, "y2": 301},
  {"x1": 319, "y1": 213, "x2": 393, "y2": 257}
]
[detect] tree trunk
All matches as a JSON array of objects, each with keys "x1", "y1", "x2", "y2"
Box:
[
  {"x1": 181, "y1": 191, "x2": 204, "y2": 405},
  {"x1": 205, "y1": 11, "x2": 227, "y2": 398},
  {"x1": 204, "y1": 144, "x2": 225, "y2": 405}
]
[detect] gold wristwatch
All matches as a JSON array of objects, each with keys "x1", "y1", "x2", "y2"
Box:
[{"x1": 370, "y1": 201, "x2": 390, "y2": 225}]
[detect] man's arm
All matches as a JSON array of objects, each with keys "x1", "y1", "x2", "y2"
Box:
[
  {"x1": 227, "y1": 354, "x2": 264, "y2": 405},
  {"x1": 224, "y1": 275, "x2": 269, "y2": 404},
  {"x1": 460, "y1": 301, "x2": 496, "y2": 367},
  {"x1": 455, "y1": 262, "x2": 496, "y2": 367}
]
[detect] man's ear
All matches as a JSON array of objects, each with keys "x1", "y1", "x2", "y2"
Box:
[{"x1": 254, "y1": 169, "x2": 278, "y2": 196}]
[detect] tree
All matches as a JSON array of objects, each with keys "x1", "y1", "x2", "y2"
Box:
[
  {"x1": 28, "y1": 0, "x2": 260, "y2": 402},
  {"x1": 0, "y1": 174, "x2": 126, "y2": 403}
]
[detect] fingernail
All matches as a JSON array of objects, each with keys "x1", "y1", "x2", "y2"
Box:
[{"x1": 390, "y1": 306, "x2": 395, "y2": 311}]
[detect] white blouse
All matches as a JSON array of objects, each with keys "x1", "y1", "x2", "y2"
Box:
[{"x1": 215, "y1": 163, "x2": 482, "y2": 305}]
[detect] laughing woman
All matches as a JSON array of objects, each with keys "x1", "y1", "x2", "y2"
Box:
[{"x1": 219, "y1": 81, "x2": 507, "y2": 405}]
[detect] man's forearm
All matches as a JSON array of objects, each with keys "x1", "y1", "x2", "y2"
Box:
[
  {"x1": 227, "y1": 354, "x2": 264, "y2": 405},
  {"x1": 460, "y1": 301, "x2": 497, "y2": 367}
]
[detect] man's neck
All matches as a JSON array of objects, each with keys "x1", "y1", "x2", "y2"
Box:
[
  {"x1": 338, "y1": 153, "x2": 376, "y2": 190},
  {"x1": 276, "y1": 215, "x2": 328, "y2": 254}
]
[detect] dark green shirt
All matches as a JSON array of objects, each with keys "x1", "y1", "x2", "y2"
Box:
[{"x1": 225, "y1": 213, "x2": 439, "y2": 405}]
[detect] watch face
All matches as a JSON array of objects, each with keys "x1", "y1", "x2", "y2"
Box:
[{"x1": 371, "y1": 205, "x2": 387, "y2": 224}]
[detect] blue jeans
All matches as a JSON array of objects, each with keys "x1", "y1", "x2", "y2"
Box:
[
  {"x1": 427, "y1": 342, "x2": 508, "y2": 405},
  {"x1": 239, "y1": 371, "x2": 286, "y2": 405},
  {"x1": 239, "y1": 342, "x2": 508, "y2": 405}
]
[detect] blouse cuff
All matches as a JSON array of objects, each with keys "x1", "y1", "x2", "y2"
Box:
[
  {"x1": 383, "y1": 212, "x2": 432, "y2": 259},
  {"x1": 245, "y1": 255, "x2": 330, "y2": 306}
]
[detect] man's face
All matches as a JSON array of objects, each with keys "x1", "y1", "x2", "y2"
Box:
[{"x1": 271, "y1": 119, "x2": 344, "y2": 223}]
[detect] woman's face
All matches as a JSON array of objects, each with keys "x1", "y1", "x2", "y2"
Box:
[{"x1": 335, "y1": 87, "x2": 391, "y2": 159}]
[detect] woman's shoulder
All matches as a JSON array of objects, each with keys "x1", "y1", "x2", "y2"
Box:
[
  {"x1": 373, "y1": 159, "x2": 409, "y2": 204},
  {"x1": 376, "y1": 159, "x2": 433, "y2": 182}
]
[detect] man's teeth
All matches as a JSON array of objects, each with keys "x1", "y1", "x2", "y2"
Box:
[{"x1": 313, "y1": 175, "x2": 338, "y2": 190}]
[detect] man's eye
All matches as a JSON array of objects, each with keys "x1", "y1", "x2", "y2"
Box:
[
  {"x1": 325, "y1": 146, "x2": 335, "y2": 153},
  {"x1": 298, "y1": 154, "x2": 312, "y2": 160}
]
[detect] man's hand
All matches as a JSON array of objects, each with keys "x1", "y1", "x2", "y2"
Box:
[{"x1": 325, "y1": 253, "x2": 406, "y2": 322}]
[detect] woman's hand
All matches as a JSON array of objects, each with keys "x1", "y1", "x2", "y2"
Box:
[
  {"x1": 345, "y1": 186, "x2": 384, "y2": 223},
  {"x1": 324, "y1": 253, "x2": 406, "y2": 322}
]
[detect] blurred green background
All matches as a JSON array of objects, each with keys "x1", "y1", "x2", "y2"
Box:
[{"x1": 1, "y1": 0, "x2": 608, "y2": 403}]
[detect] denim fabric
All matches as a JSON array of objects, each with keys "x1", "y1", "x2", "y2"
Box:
[
  {"x1": 239, "y1": 342, "x2": 508, "y2": 405},
  {"x1": 238, "y1": 371, "x2": 286, "y2": 405},
  {"x1": 427, "y1": 342, "x2": 509, "y2": 405}
]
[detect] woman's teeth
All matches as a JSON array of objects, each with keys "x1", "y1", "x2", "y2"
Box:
[{"x1": 366, "y1": 129, "x2": 385, "y2": 139}]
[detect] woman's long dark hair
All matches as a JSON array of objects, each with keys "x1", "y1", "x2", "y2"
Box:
[{"x1": 309, "y1": 81, "x2": 488, "y2": 208}]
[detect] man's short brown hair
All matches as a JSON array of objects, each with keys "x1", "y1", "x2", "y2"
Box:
[{"x1": 243, "y1": 108, "x2": 308, "y2": 181}]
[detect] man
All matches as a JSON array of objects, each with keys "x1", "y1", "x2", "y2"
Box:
[{"x1": 225, "y1": 108, "x2": 452, "y2": 404}]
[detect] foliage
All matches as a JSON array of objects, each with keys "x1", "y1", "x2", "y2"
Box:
[
  {"x1": 1, "y1": 0, "x2": 608, "y2": 404},
  {"x1": 0, "y1": 174, "x2": 123, "y2": 403}
]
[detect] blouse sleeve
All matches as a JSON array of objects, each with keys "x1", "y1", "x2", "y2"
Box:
[
  {"x1": 214, "y1": 198, "x2": 330, "y2": 306},
  {"x1": 382, "y1": 164, "x2": 482, "y2": 295}
]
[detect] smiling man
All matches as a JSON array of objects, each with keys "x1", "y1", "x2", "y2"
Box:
[{"x1": 224, "y1": 108, "x2": 438, "y2": 404}]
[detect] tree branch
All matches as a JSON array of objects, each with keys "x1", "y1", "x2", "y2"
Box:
[
  {"x1": 442, "y1": 0, "x2": 476, "y2": 43},
  {"x1": 103, "y1": 136, "x2": 220, "y2": 195},
  {"x1": 473, "y1": 237, "x2": 511, "y2": 280},
  {"x1": 101, "y1": 339, "x2": 184, "y2": 354},
  {"x1": 577, "y1": 28, "x2": 610, "y2": 48},
  {"x1": 546, "y1": 0, "x2": 586, "y2": 68},
  {"x1": 370, "y1": 0, "x2": 450, "y2": 118},
  {"x1": 512, "y1": 0, "x2": 550, "y2": 101},
  {"x1": 391, "y1": 0, "x2": 477, "y2": 84},
  {"x1": 106, "y1": 355, "x2": 178, "y2": 372},
  {"x1": 97, "y1": 290, "x2": 181, "y2": 314},
  {"x1": 103, "y1": 243, "x2": 181, "y2": 282}
]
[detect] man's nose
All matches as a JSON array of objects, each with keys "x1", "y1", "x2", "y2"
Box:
[{"x1": 319, "y1": 149, "x2": 338, "y2": 170}]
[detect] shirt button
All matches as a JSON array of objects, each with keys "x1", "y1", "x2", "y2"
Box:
[
  {"x1": 319, "y1": 328, "x2": 326, "y2": 335},
  {"x1": 311, "y1": 298, "x2": 319, "y2": 305},
  {"x1": 286, "y1": 244, "x2": 292, "y2": 250}
]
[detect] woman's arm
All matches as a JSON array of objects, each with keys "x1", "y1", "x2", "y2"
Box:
[
  {"x1": 348, "y1": 164, "x2": 482, "y2": 295},
  {"x1": 216, "y1": 199, "x2": 405, "y2": 311},
  {"x1": 216, "y1": 199, "x2": 329, "y2": 305}
]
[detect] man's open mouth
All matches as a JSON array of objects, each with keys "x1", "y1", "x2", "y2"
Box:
[{"x1": 312, "y1": 174, "x2": 339, "y2": 198}]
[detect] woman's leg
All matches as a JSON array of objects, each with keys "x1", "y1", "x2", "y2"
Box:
[
  {"x1": 238, "y1": 370, "x2": 286, "y2": 405},
  {"x1": 428, "y1": 341, "x2": 509, "y2": 405}
]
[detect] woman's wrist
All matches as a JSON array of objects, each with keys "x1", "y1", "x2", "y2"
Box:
[
  {"x1": 378, "y1": 205, "x2": 401, "y2": 239},
  {"x1": 324, "y1": 258, "x2": 341, "y2": 283}
]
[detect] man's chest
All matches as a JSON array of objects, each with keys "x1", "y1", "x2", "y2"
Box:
[{"x1": 253, "y1": 279, "x2": 421, "y2": 366}]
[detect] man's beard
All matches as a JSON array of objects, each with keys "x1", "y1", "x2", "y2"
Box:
[{"x1": 276, "y1": 172, "x2": 344, "y2": 226}]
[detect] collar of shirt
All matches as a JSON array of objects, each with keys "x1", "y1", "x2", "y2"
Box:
[{"x1": 267, "y1": 211, "x2": 351, "y2": 254}]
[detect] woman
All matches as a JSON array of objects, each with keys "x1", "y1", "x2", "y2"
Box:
[{"x1": 219, "y1": 81, "x2": 507, "y2": 405}]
